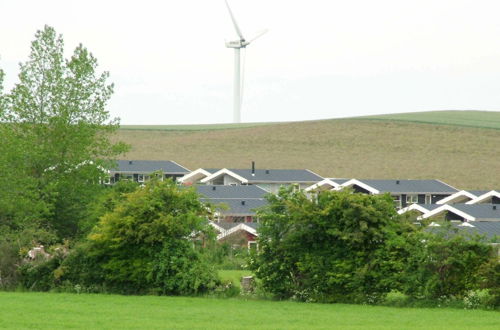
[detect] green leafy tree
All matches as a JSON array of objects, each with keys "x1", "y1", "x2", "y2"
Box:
[
  {"x1": 0, "y1": 25, "x2": 128, "y2": 238},
  {"x1": 250, "y1": 187, "x2": 407, "y2": 303},
  {"x1": 60, "y1": 178, "x2": 219, "y2": 295}
]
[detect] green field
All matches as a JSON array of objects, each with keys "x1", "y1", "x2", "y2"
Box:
[
  {"x1": 360, "y1": 110, "x2": 500, "y2": 130},
  {"x1": 121, "y1": 122, "x2": 278, "y2": 131},
  {"x1": 0, "y1": 292, "x2": 498, "y2": 329},
  {"x1": 114, "y1": 110, "x2": 500, "y2": 189}
]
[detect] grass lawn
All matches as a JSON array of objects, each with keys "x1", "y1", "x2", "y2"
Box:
[
  {"x1": 0, "y1": 292, "x2": 498, "y2": 329},
  {"x1": 218, "y1": 269, "x2": 253, "y2": 288}
]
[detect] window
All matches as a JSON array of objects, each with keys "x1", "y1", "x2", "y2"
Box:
[
  {"x1": 406, "y1": 195, "x2": 418, "y2": 204},
  {"x1": 393, "y1": 195, "x2": 402, "y2": 209},
  {"x1": 248, "y1": 241, "x2": 258, "y2": 251}
]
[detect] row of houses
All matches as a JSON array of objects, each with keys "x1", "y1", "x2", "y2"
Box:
[{"x1": 107, "y1": 160, "x2": 500, "y2": 248}]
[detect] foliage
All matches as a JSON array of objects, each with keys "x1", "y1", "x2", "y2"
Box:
[
  {"x1": 250, "y1": 187, "x2": 406, "y2": 303},
  {"x1": 399, "y1": 225, "x2": 495, "y2": 300},
  {"x1": 0, "y1": 25, "x2": 128, "y2": 239},
  {"x1": 59, "y1": 178, "x2": 219, "y2": 295}
]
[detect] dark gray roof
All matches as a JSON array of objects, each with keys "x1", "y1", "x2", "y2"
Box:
[
  {"x1": 455, "y1": 222, "x2": 500, "y2": 242},
  {"x1": 328, "y1": 178, "x2": 350, "y2": 185},
  {"x1": 427, "y1": 222, "x2": 500, "y2": 243},
  {"x1": 227, "y1": 168, "x2": 323, "y2": 183},
  {"x1": 357, "y1": 179, "x2": 458, "y2": 194},
  {"x1": 195, "y1": 185, "x2": 268, "y2": 199},
  {"x1": 414, "y1": 204, "x2": 442, "y2": 211},
  {"x1": 467, "y1": 190, "x2": 491, "y2": 197},
  {"x1": 113, "y1": 160, "x2": 189, "y2": 174},
  {"x1": 450, "y1": 204, "x2": 500, "y2": 220},
  {"x1": 201, "y1": 198, "x2": 267, "y2": 215}
]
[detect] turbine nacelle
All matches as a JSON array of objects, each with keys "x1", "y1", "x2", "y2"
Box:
[{"x1": 225, "y1": 39, "x2": 249, "y2": 48}]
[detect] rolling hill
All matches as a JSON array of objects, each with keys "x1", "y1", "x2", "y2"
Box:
[{"x1": 114, "y1": 111, "x2": 500, "y2": 189}]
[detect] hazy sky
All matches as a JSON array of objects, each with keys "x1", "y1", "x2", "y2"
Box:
[{"x1": 1, "y1": 0, "x2": 500, "y2": 124}]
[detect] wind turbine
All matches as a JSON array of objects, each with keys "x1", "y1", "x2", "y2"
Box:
[{"x1": 224, "y1": 0, "x2": 267, "y2": 123}]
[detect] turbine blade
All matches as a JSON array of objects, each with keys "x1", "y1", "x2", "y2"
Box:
[
  {"x1": 247, "y1": 29, "x2": 268, "y2": 44},
  {"x1": 225, "y1": 0, "x2": 245, "y2": 40}
]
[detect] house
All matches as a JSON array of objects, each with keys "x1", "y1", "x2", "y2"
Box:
[
  {"x1": 436, "y1": 190, "x2": 493, "y2": 205},
  {"x1": 194, "y1": 185, "x2": 268, "y2": 223},
  {"x1": 211, "y1": 222, "x2": 259, "y2": 249},
  {"x1": 427, "y1": 221, "x2": 500, "y2": 243},
  {"x1": 335, "y1": 179, "x2": 458, "y2": 209},
  {"x1": 108, "y1": 160, "x2": 190, "y2": 184},
  {"x1": 202, "y1": 198, "x2": 267, "y2": 223},
  {"x1": 305, "y1": 178, "x2": 350, "y2": 192},
  {"x1": 466, "y1": 190, "x2": 500, "y2": 205},
  {"x1": 397, "y1": 203, "x2": 442, "y2": 216},
  {"x1": 195, "y1": 185, "x2": 268, "y2": 200},
  {"x1": 421, "y1": 204, "x2": 500, "y2": 222},
  {"x1": 178, "y1": 168, "x2": 220, "y2": 185},
  {"x1": 197, "y1": 162, "x2": 323, "y2": 193}
]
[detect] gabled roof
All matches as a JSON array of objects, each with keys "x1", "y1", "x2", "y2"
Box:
[
  {"x1": 214, "y1": 222, "x2": 260, "y2": 240},
  {"x1": 466, "y1": 190, "x2": 500, "y2": 205},
  {"x1": 305, "y1": 178, "x2": 349, "y2": 192},
  {"x1": 436, "y1": 190, "x2": 479, "y2": 204},
  {"x1": 201, "y1": 168, "x2": 323, "y2": 184},
  {"x1": 398, "y1": 203, "x2": 441, "y2": 215},
  {"x1": 113, "y1": 160, "x2": 189, "y2": 174},
  {"x1": 339, "y1": 179, "x2": 457, "y2": 194},
  {"x1": 177, "y1": 168, "x2": 220, "y2": 184},
  {"x1": 423, "y1": 204, "x2": 500, "y2": 222},
  {"x1": 201, "y1": 198, "x2": 267, "y2": 216},
  {"x1": 195, "y1": 185, "x2": 268, "y2": 199}
]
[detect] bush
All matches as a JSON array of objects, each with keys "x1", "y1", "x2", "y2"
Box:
[
  {"x1": 400, "y1": 226, "x2": 495, "y2": 300},
  {"x1": 60, "y1": 177, "x2": 220, "y2": 295},
  {"x1": 250, "y1": 187, "x2": 407, "y2": 303}
]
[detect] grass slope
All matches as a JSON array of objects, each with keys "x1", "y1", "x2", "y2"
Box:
[
  {"x1": 361, "y1": 110, "x2": 500, "y2": 130},
  {"x1": 1, "y1": 292, "x2": 498, "y2": 329},
  {"x1": 120, "y1": 122, "x2": 277, "y2": 131},
  {"x1": 114, "y1": 111, "x2": 500, "y2": 189}
]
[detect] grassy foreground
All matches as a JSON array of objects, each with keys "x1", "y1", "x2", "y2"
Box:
[{"x1": 0, "y1": 292, "x2": 498, "y2": 330}]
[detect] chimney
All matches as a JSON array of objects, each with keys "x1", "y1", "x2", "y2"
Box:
[
  {"x1": 129, "y1": 160, "x2": 133, "y2": 165},
  {"x1": 241, "y1": 200, "x2": 246, "y2": 205},
  {"x1": 396, "y1": 180, "x2": 400, "y2": 184},
  {"x1": 212, "y1": 186, "x2": 216, "y2": 191},
  {"x1": 251, "y1": 161, "x2": 255, "y2": 176}
]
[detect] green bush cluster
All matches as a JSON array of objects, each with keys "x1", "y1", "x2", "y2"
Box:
[
  {"x1": 250, "y1": 187, "x2": 499, "y2": 307},
  {"x1": 17, "y1": 178, "x2": 220, "y2": 295}
]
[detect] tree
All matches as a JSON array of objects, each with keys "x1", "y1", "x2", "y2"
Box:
[
  {"x1": 250, "y1": 187, "x2": 407, "y2": 303},
  {"x1": 0, "y1": 25, "x2": 128, "y2": 238},
  {"x1": 58, "y1": 178, "x2": 219, "y2": 295}
]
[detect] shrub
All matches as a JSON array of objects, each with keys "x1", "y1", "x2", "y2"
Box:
[
  {"x1": 400, "y1": 227, "x2": 495, "y2": 300},
  {"x1": 61, "y1": 177, "x2": 219, "y2": 295},
  {"x1": 250, "y1": 187, "x2": 407, "y2": 303}
]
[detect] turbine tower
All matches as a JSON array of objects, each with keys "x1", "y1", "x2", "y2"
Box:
[{"x1": 224, "y1": 0, "x2": 267, "y2": 123}]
